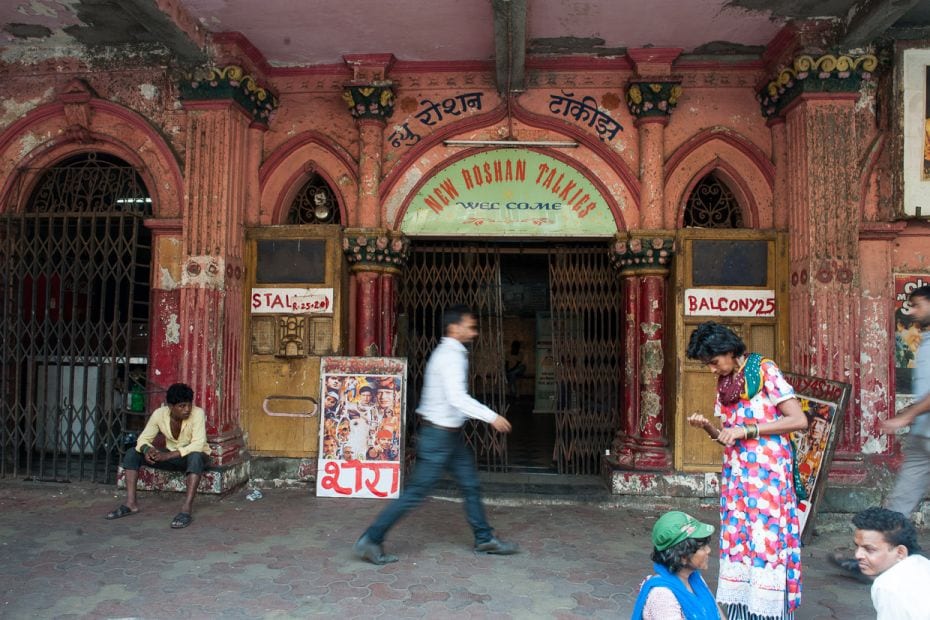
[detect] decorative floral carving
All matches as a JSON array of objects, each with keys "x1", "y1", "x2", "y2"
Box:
[
  {"x1": 758, "y1": 53, "x2": 878, "y2": 119},
  {"x1": 610, "y1": 233, "x2": 675, "y2": 272},
  {"x1": 179, "y1": 65, "x2": 279, "y2": 125},
  {"x1": 626, "y1": 81, "x2": 683, "y2": 118},
  {"x1": 343, "y1": 228, "x2": 409, "y2": 271},
  {"x1": 342, "y1": 82, "x2": 395, "y2": 121}
]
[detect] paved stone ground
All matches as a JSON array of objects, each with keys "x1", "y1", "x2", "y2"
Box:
[{"x1": 0, "y1": 481, "x2": 919, "y2": 619}]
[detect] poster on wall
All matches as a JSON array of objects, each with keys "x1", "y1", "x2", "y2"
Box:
[
  {"x1": 316, "y1": 357, "x2": 407, "y2": 499},
  {"x1": 902, "y1": 49, "x2": 930, "y2": 215},
  {"x1": 783, "y1": 372, "x2": 851, "y2": 544},
  {"x1": 894, "y1": 274, "x2": 930, "y2": 396}
]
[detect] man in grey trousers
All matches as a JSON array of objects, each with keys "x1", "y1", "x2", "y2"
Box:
[{"x1": 833, "y1": 284, "x2": 930, "y2": 578}]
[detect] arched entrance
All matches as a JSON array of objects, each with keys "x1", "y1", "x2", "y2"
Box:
[
  {"x1": 395, "y1": 148, "x2": 624, "y2": 475},
  {"x1": 0, "y1": 153, "x2": 152, "y2": 482}
]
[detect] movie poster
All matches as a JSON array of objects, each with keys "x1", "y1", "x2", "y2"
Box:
[
  {"x1": 783, "y1": 372, "x2": 850, "y2": 543},
  {"x1": 316, "y1": 357, "x2": 407, "y2": 499},
  {"x1": 894, "y1": 274, "x2": 930, "y2": 396}
]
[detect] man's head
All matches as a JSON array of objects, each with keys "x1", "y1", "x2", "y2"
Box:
[
  {"x1": 908, "y1": 285, "x2": 930, "y2": 327},
  {"x1": 853, "y1": 507, "x2": 921, "y2": 577},
  {"x1": 443, "y1": 304, "x2": 478, "y2": 344},
  {"x1": 165, "y1": 383, "x2": 194, "y2": 421},
  {"x1": 358, "y1": 385, "x2": 375, "y2": 403}
]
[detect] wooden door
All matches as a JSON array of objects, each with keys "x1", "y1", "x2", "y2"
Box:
[
  {"x1": 242, "y1": 225, "x2": 347, "y2": 457},
  {"x1": 672, "y1": 230, "x2": 788, "y2": 471}
]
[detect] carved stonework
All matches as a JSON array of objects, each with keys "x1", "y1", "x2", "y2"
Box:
[
  {"x1": 180, "y1": 65, "x2": 279, "y2": 125},
  {"x1": 626, "y1": 81, "x2": 683, "y2": 119},
  {"x1": 610, "y1": 232, "x2": 676, "y2": 273},
  {"x1": 758, "y1": 53, "x2": 878, "y2": 119},
  {"x1": 342, "y1": 82, "x2": 395, "y2": 121},
  {"x1": 343, "y1": 228, "x2": 409, "y2": 272}
]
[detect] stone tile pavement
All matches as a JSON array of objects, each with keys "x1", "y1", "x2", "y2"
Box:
[{"x1": 0, "y1": 480, "x2": 917, "y2": 619}]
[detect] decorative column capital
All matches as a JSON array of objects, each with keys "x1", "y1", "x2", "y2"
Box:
[
  {"x1": 626, "y1": 80, "x2": 683, "y2": 121},
  {"x1": 342, "y1": 82, "x2": 396, "y2": 122},
  {"x1": 610, "y1": 231, "x2": 676, "y2": 275},
  {"x1": 758, "y1": 52, "x2": 878, "y2": 119},
  {"x1": 179, "y1": 65, "x2": 279, "y2": 126},
  {"x1": 343, "y1": 228, "x2": 409, "y2": 273}
]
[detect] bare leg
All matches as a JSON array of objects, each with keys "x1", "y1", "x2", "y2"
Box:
[
  {"x1": 181, "y1": 473, "x2": 201, "y2": 514},
  {"x1": 124, "y1": 468, "x2": 140, "y2": 511}
]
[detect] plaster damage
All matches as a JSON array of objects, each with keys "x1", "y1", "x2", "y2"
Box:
[
  {"x1": 1, "y1": 86, "x2": 53, "y2": 127},
  {"x1": 163, "y1": 312, "x2": 180, "y2": 344}
]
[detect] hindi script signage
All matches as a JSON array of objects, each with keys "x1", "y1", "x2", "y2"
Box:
[{"x1": 401, "y1": 149, "x2": 618, "y2": 237}]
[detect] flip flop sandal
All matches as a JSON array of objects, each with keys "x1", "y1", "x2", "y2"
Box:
[
  {"x1": 170, "y1": 512, "x2": 192, "y2": 529},
  {"x1": 105, "y1": 504, "x2": 136, "y2": 520}
]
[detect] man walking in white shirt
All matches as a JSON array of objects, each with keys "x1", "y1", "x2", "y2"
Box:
[
  {"x1": 852, "y1": 507, "x2": 930, "y2": 619},
  {"x1": 353, "y1": 305, "x2": 517, "y2": 565}
]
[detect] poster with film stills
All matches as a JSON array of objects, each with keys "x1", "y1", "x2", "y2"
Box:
[{"x1": 316, "y1": 357, "x2": 407, "y2": 499}]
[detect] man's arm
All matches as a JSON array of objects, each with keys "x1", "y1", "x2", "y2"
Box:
[
  {"x1": 135, "y1": 409, "x2": 162, "y2": 453},
  {"x1": 881, "y1": 391, "x2": 930, "y2": 434},
  {"x1": 438, "y1": 353, "x2": 499, "y2": 424}
]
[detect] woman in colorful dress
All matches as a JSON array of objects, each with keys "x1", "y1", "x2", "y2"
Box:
[
  {"x1": 632, "y1": 510, "x2": 725, "y2": 620},
  {"x1": 686, "y1": 322, "x2": 808, "y2": 620}
]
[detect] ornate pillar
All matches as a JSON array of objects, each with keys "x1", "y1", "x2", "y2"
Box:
[
  {"x1": 343, "y1": 229, "x2": 409, "y2": 356},
  {"x1": 177, "y1": 65, "x2": 278, "y2": 486},
  {"x1": 610, "y1": 232, "x2": 676, "y2": 470},
  {"x1": 760, "y1": 52, "x2": 878, "y2": 482},
  {"x1": 626, "y1": 48, "x2": 682, "y2": 229},
  {"x1": 341, "y1": 55, "x2": 399, "y2": 355}
]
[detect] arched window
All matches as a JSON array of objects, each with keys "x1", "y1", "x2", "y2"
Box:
[
  {"x1": 287, "y1": 173, "x2": 339, "y2": 225},
  {"x1": 27, "y1": 152, "x2": 152, "y2": 215},
  {"x1": 683, "y1": 173, "x2": 743, "y2": 228}
]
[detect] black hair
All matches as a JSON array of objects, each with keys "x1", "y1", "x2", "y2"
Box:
[
  {"x1": 853, "y1": 507, "x2": 921, "y2": 555},
  {"x1": 909, "y1": 285, "x2": 930, "y2": 304},
  {"x1": 686, "y1": 321, "x2": 746, "y2": 360},
  {"x1": 165, "y1": 383, "x2": 194, "y2": 405},
  {"x1": 650, "y1": 536, "x2": 712, "y2": 573},
  {"x1": 442, "y1": 304, "x2": 474, "y2": 335}
]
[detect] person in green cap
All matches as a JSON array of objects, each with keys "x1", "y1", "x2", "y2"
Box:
[{"x1": 632, "y1": 511, "x2": 725, "y2": 620}]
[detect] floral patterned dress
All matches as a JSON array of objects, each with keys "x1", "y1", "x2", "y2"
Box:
[{"x1": 714, "y1": 359, "x2": 802, "y2": 620}]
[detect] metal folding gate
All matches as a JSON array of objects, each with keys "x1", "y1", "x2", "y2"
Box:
[
  {"x1": 0, "y1": 153, "x2": 151, "y2": 483},
  {"x1": 397, "y1": 243, "x2": 508, "y2": 470},
  {"x1": 548, "y1": 247, "x2": 622, "y2": 475},
  {"x1": 398, "y1": 242, "x2": 622, "y2": 475}
]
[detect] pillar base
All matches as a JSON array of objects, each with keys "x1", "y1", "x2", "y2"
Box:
[
  {"x1": 117, "y1": 458, "x2": 250, "y2": 495},
  {"x1": 602, "y1": 456, "x2": 720, "y2": 496}
]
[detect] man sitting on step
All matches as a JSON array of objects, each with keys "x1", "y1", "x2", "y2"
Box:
[{"x1": 105, "y1": 383, "x2": 210, "y2": 529}]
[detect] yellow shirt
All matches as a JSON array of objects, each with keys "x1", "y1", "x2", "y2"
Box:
[{"x1": 135, "y1": 405, "x2": 210, "y2": 457}]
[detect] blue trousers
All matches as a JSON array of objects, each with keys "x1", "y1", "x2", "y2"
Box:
[{"x1": 364, "y1": 424, "x2": 493, "y2": 545}]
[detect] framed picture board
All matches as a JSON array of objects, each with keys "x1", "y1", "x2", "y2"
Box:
[
  {"x1": 782, "y1": 372, "x2": 851, "y2": 543},
  {"x1": 316, "y1": 357, "x2": 407, "y2": 499}
]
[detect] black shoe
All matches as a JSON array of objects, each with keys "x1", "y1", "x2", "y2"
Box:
[
  {"x1": 474, "y1": 537, "x2": 518, "y2": 555},
  {"x1": 829, "y1": 552, "x2": 871, "y2": 584},
  {"x1": 353, "y1": 534, "x2": 398, "y2": 565}
]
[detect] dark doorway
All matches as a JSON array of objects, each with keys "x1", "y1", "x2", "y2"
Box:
[{"x1": 397, "y1": 241, "x2": 621, "y2": 475}]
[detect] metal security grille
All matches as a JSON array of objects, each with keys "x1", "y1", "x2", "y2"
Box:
[
  {"x1": 0, "y1": 153, "x2": 151, "y2": 483},
  {"x1": 397, "y1": 243, "x2": 508, "y2": 470},
  {"x1": 549, "y1": 246, "x2": 622, "y2": 474}
]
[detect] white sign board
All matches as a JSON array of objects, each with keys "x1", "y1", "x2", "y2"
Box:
[
  {"x1": 685, "y1": 288, "x2": 776, "y2": 317},
  {"x1": 903, "y1": 49, "x2": 930, "y2": 216},
  {"x1": 250, "y1": 288, "x2": 334, "y2": 314}
]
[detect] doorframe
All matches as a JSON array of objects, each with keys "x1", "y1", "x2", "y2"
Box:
[{"x1": 670, "y1": 228, "x2": 789, "y2": 472}]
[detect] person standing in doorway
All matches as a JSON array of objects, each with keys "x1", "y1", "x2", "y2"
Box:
[{"x1": 353, "y1": 305, "x2": 517, "y2": 565}]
